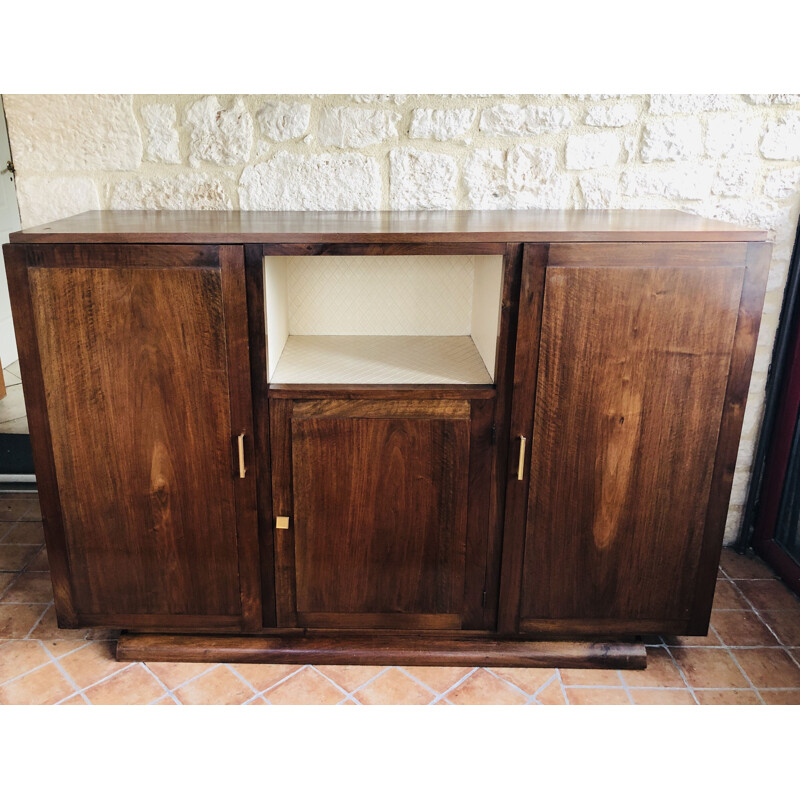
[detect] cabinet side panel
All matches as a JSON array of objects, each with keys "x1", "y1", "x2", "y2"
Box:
[
  {"x1": 522, "y1": 259, "x2": 744, "y2": 623},
  {"x1": 29, "y1": 264, "x2": 242, "y2": 617}
]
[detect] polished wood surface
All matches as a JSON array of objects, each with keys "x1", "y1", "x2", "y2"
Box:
[
  {"x1": 244, "y1": 244, "x2": 277, "y2": 628},
  {"x1": 17, "y1": 245, "x2": 252, "y2": 624},
  {"x1": 690, "y1": 242, "x2": 772, "y2": 631},
  {"x1": 283, "y1": 400, "x2": 472, "y2": 629},
  {"x1": 4, "y1": 245, "x2": 79, "y2": 626},
  {"x1": 517, "y1": 244, "x2": 747, "y2": 627},
  {"x1": 116, "y1": 632, "x2": 647, "y2": 668},
  {"x1": 10, "y1": 209, "x2": 766, "y2": 244},
  {"x1": 498, "y1": 244, "x2": 549, "y2": 634}
]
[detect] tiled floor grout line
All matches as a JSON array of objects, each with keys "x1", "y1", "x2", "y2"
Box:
[
  {"x1": 660, "y1": 644, "x2": 702, "y2": 704},
  {"x1": 396, "y1": 665, "x2": 482, "y2": 704},
  {"x1": 245, "y1": 664, "x2": 325, "y2": 704},
  {"x1": 47, "y1": 647, "x2": 86, "y2": 701},
  {"x1": 481, "y1": 666, "x2": 548, "y2": 704},
  {"x1": 616, "y1": 669, "x2": 636, "y2": 705},
  {"x1": 224, "y1": 663, "x2": 265, "y2": 703},
  {"x1": 24, "y1": 602, "x2": 54, "y2": 639},
  {"x1": 717, "y1": 568, "x2": 800, "y2": 693},
  {"x1": 434, "y1": 667, "x2": 485, "y2": 704},
  {"x1": 716, "y1": 630, "x2": 766, "y2": 705},
  {"x1": 727, "y1": 577, "x2": 800, "y2": 671},
  {"x1": 0, "y1": 520, "x2": 24, "y2": 544},
  {"x1": 555, "y1": 669, "x2": 570, "y2": 704},
  {"x1": 140, "y1": 662, "x2": 183, "y2": 705},
  {"x1": 312, "y1": 663, "x2": 393, "y2": 704}
]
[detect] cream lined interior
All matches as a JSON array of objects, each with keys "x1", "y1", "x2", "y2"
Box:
[{"x1": 264, "y1": 254, "x2": 503, "y2": 384}]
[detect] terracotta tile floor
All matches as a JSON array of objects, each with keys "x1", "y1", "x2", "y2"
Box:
[{"x1": 2, "y1": 491, "x2": 800, "y2": 704}]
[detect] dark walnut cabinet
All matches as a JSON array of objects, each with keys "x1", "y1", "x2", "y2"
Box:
[{"x1": 4, "y1": 211, "x2": 771, "y2": 668}]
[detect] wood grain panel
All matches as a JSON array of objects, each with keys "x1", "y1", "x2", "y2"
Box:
[
  {"x1": 244, "y1": 244, "x2": 277, "y2": 628},
  {"x1": 690, "y1": 241, "x2": 772, "y2": 631},
  {"x1": 520, "y1": 258, "x2": 745, "y2": 625},
  {"x1": 11, "y1": 210, "x2": 766, "y2": 244},
  {"x1": 548, "y1": 242, "x2": 749, "y2": 268},
  {"x1": 291, "y1": 415, "x2": 470, "y2": 624},
  {"x1": 497, "y1": 244, "x2": 548, "y2": 633},
  {"x1": 3, "y1": 245, "x2": 79, "y2": 626},
  {"x1": 293, "y1": 399, "x2": 470, "y2": 419},
  {"x1": 29, "y1": 262, "x2": 243, "y2": 618}
]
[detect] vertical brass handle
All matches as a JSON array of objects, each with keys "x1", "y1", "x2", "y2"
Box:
[
  {"x1": 237, "y1": 433, "x2": 246, "y2": 479},
  {"x1": 517, "y1": 435, "x2": 526, "y2": 481}
]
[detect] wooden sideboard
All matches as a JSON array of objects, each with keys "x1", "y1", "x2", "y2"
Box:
[{"x1": 3, "y1": 210, "x2": 771, "y2": 668}]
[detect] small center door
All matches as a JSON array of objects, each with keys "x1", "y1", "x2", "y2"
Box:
[{"x1": 270, "y1": 396, "x2": 493, "y2": 630}]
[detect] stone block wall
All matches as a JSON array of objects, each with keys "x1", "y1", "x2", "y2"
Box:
[{"x1": 4, "y1": 93, "x2": 800, "y2": 543}]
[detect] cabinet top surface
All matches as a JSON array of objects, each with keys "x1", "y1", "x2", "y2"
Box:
[{"x1": 8, "y1": 210, "x2": 767, "y2": 244}]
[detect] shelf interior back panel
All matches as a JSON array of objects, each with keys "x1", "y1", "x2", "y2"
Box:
[{"x1": 270, "y1": 335, "x2": 493, "y2": 385}]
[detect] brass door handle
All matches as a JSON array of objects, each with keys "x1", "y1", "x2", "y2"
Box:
[
  {"x1": 517, "y1": 435, "x2": 526, "y2": 481},
  {"x1": 237, "y1": 433, "x2": 246, "y2": 478}
]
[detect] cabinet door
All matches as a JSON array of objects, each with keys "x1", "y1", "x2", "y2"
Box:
[
  {"x1": 270, "y1": 398, "x2": 493, "y2": 629},
  {"x1": 501, "y1": 243, "x2": 751, "y2": 635},
  {"x1": 5, "y1": 244, "x2": 260, "y2": 631}
]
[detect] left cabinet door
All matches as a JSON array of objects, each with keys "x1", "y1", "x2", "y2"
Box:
[{"x1": 4, "y1": 244, "x2": 260, "y2": 632}]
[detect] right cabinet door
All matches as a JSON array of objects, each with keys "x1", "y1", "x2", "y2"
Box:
[{"x1": 508, "y1": 242, "x2": 749, "y2": 635}]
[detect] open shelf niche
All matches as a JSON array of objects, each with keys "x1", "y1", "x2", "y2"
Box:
[{"x1": 264, "y1": 253, "x2": 504, "y2": 384}]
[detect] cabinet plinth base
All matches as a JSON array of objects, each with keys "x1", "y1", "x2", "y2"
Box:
[{"x1": 116, "y1": 633, "x2": 647, "y2": 669}]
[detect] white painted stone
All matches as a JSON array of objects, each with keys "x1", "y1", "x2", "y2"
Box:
[
  {"x1": 649, "y1": 94, "x2": 737, "y2": 114},
  {"x1": 566, "y1": 132, "x2": 620, "y2": 169},
  {"x1": 389, "y1": 148, "x2": 457, "y2": 210},
  {"x1": 712, "y1": 160, "x2": 759, "y2": 197},
  {"x1": 110, "y1": 174, "x2": 232, "y2": 210},
  {"x1": 584, "y1": 104, "x2": 637, "y2": 127},
  {"x1": 3, "y1": 94, "x2": 142, "y2": 172},
  {"x1": 256, "y1": 101, "x2": 310, "y2": 142},
  {"x1": 764, "y1": 166, "x2": 800, "y2": 199},
  {"x1": 15, "y1": 176, "x2": 99, "y2": 228},
  {"x1": 238, "y1": 152, "x2": 381, "y2": 210},
  {"x1": 141, "y1": 104, "x2": 181, "y2": 164},
  {"x1": 578, "y1": 174, "x2": 618, "y2": 207},
  {"x1": 349, "y1": 95, "x2": 408, "y2": 104},
  {"x1": 408, "y1": 109, "x2": 476, "y2": 141},
  {"x1": 766, "y1": 258, "x2": 791, "y2": 292},
  {"x1": 706, "y1": 115, "x2": 761, "y2": 158},
  {"x1": 185, "y1": 96, "x2": 253, "y2": 166},
  {"x1": 729, "y1": 470, "x2": 751, "y2": 506},
  {"x1": 744, "y1": 94, "x2": 800, "y2": 105},
  {"x1": 723, "y1": 507, "x2": 743, "y2": 544},
  {"x1": 641, "y1": 118, "x2": 703, "y2": 162},
  {"x1": 760, "y1": 112, "x2": 800, "y2": 159},
  {"x1": 479, "y1": 104, "x2": 572, "y2": 136},
  {"x1": 570, "y1": 94, "x2": 628, "y2": 100},
  {"x1": 464, "y1": 146, "x2": 570, "y2": 209},
  {"x1": 696, "y1": 197, "x2": 796, "y2": 239},
  {"x1": 317, "y1": 107, "x2": 400, "y2": 148},
  {"x1": 621, "y1": 164, "x2": 714, "y2": 200}
]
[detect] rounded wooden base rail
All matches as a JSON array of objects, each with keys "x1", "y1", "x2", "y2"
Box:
[
  {"x1": 115, "y1": 634, "x2": 647, "y2": 670},
  {"x1": 2, "y1": 210, "x2": 770, "y2": 667}
]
